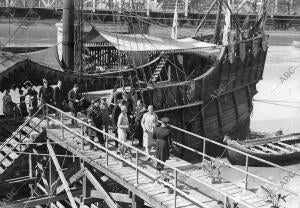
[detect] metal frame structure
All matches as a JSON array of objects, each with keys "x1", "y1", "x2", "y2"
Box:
[{"x1": 1, "y1": 103, "x2": 300, "y2": 208}]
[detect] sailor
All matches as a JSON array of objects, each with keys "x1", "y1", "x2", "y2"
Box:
[
  {"x1": 38, "y1": 78, "x2": 53, "y2": 115},
  {"x1": 153, "y1": 117, "x2": 172, "y2": 171},
  {"x1": 134, "y1": 99, "x2": 147, "y2": 147},
  {"x1": 117, "y1": 105, "x2": 129, "y2": 155},
  {"x1": 53, "y1": 80, "x2": 65, "y2": 118},
  {"x1": 68, "y1": 84, "x2": 82, "y2": 125},
  {"x1": 87, "y1": 98, "x2": 104, "y2": 150},
  {"x1": 24, "y1": 81, "x2": 38, "y2": 117},
  {"x1": 2, "y1": 88, "x2": 13, "y2": 118},
  {"x1": 19, "y1": 89, "x2": 28, "y2": 118},
  {"x1": 100, "y1": 98, "x2": 109, "y2": 135},
  {"x1": 141, "y1": 105, "x2": 158, "y2": 158}
]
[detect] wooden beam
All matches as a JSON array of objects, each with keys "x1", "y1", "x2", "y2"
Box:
[
  {"x1": 2, "y1": 189, "x2": 81, "y2": 208},
  {"x1": 56, "y1": 168, "x2": 86, "y2": 194},
  {"x1": 278, "y1": 142, "x2": 300, "y2": 152},
  {"x1": 90, "y1": 190, "x2": 132, "y2": 204},
  {"x1": 267, "y1": 143, "x2": 291, "y2": 153},
  {"x1": 85, "y1": 170, "x2": 119, "y2": 208},
  {"x1": 47, "y1": 141, "x2": 78, "y2": 208},
  {"x1": 255, "y1": 145, "x2": 279, "y2": 154},
  {"x1": 51, "y1": 164, "x2": 81, "y2": 191}
]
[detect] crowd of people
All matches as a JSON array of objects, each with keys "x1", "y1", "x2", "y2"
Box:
[{"x1": 2, "y1": 79, "x2": 173, "y2": 172}]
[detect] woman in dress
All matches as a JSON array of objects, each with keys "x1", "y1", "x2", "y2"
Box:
[
  {"x1": 153, "y1": 117, "x2": 172, "y2": 171},
  {"x1": 141, "y1": 105, "x2": 158, "y2": 158},
  {"x1": 117, "y1": 105, "x2": 129, "y2": 155}
]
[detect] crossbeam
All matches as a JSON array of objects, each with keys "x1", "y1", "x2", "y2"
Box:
[
  {"x1": 1, "y1": 189, "x2": 81, "y2": 208},
  {"x1": 47, "y1": 140, "x2": 78, "y2": 208},
  {"x1": 85, "y1": 170, "x2": 119, "y2": 208}
]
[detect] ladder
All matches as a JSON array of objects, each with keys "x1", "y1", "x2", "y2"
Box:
[
  {"x1": 0, "y1": 119, "x2": 41, "y2": 180},
  {"x1": 149, "y1": 56, "x2": 168, "y2": 83}
]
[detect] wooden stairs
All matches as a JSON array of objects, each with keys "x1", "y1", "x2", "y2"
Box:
[
  {"x1": 0, "y1": 120, "x2": 42, "y2": 181},
  {"x1": 150, "y1": 56, "x2": 168, "y2": 83}
]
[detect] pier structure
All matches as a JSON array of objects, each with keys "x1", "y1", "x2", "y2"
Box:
[
  {"x1": 1, "y1": 0, "x2": 300, "y2": 29},
  {"x1": 0, "y1": 104, "x2": 299, "y2": 208}
]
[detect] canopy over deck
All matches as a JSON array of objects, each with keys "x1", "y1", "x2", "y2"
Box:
[{"x1": 94, "y1": 28, "x2": 217, "y2": 52}]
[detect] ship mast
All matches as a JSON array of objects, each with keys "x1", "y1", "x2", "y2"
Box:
[
  {"x1": 62, "y1": 0, "x2": 74, "y2": 71},
  {"x1": 222, "y1": 0, "x2": 231, "y2": 45}
]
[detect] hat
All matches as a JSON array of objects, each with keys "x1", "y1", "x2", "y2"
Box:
[
  {"x1": 93, "y1": 98, "x2": 101, "y2": 103},
  {"x1": 24, "y1": 81, "x2": 33, "y2": 87},
  {"x1": 121, "y1": 105, "x2": 127, "y2": 111},
  {"x1": 161, "y1": 117, "x2": 169, "y2": 124}
]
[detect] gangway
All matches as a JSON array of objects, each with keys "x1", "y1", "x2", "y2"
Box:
[{"x1": 0, "y1": 104, "x2": 299, "y2": 208}]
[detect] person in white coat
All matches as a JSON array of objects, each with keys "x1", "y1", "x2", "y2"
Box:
[{"x1": 141, "y1": 105, "x2": 158, "y2": 158}]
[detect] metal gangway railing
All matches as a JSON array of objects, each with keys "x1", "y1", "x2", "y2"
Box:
[
  {"x1": 38, "y1": 103, "x2": 274, "y2": 208},
  {"x1": 168, "y1": 124, "x2": 300, "y2": 198}
]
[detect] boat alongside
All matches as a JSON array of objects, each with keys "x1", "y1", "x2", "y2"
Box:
[{"x1": 224, "y1": 134, "x2": 300, "y2": 166}]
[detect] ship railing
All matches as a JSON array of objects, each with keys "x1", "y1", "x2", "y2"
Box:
[
  {"x1": 43, "y1": 104, "x2": 259, "y2": 208},
  {"x1": 168, "y1": 123, "x2": 300, "y2": 197}
]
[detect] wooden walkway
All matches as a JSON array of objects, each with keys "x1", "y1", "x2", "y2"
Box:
[{"x1": 27, "y1": 115, "x2": 272, "y2": 208}]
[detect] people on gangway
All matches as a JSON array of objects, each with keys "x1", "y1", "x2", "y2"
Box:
[
  {"x1": 87, "y1": 98, "x2": 104, "y2": 150},
  {"x1": 141, "y1": 105, "x2": 158, "y2": 160},
  {"x1": 68, "y1": 84, "x2": 82, "y2": 125}
]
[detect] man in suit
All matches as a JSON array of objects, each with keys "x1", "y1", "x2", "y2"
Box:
[
  {"x1": 68, "y1": 84, "x2": 82, "y2": 125},
  {"x1": 53, "y1": 80, "x2": 65, "y2": 119},
  {"x1": 87, "y1": 99, "x2": 103, "y2": 149},
  {"x1": 38, "y1": 78, "x2": 53, "y2": 115}
]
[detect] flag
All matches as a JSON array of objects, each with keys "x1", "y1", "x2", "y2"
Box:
[{"x1": 171, "y1": 0, "x2": 178, "y2": 40}]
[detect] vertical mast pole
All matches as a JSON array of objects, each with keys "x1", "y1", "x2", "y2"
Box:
[
  {"x1": 62, "y1": 0, "x2": 74, "y2": 71},
  {"x1": 222, "y1": 0, "x2": 231, "y2": 45}
]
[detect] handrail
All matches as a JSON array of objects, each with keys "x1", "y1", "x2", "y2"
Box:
[
  {"x1": 43, "y1": 104, "x2": 264, "y2": 208},
  {"x1": 169, "y1": 123, "x2": 300, "y2": 177},
  {"x1": 0, "y1": 117, "x2": 44, "y2": 165},
  {"x1": 168, "y1": 124, "x2": 300, "y2": 196},
  {"x1": 0, "y1": 107, "x2": 43, "y2": 150}
]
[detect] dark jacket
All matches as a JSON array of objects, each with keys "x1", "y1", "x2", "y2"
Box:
[
  {"x1": 86, "y1": 105, "x2": 103, "y2": 137},
  {"x1": 112, "y1": 105, "x2": 121, "y2": 132},
  {"x1": 26, "y1": 88, "x2": 38, "y2": 107},
  {"x1": 68, "y1": 89, "x2": 82, "y2": 111},
  {"x1": 39, "y1": 86, "x2": 53, "y2": 104},
  {"x1": 53, "y1": 86, "x2": 64, "y2": 107}
]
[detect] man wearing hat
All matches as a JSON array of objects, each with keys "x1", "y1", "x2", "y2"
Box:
[
  {"x1": 153, "y1": 117, "x2": 172, "y2": 171},
  {"x1": 87, "y1": 98, "x2": 104, "y2": 149},
  {"x1": 24, "y1": 81, "x2": 38, "y2": 116},
  {"x1": 53, "y1": 80, "x2": 65, "y2": 118},
  {"x1": 38, "y1": 78, "x2": 53, "y2": 115},
  {"x1": 68, "y1": 84, "x2": 82, "y2": 125},
  {"x1": 2, "y1": 88, "x2": 13, "y2": 118}
]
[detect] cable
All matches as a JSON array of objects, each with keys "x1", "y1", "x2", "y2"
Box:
[{"x1": 254, "y1": 100, "x2": 300, "y2": 109}]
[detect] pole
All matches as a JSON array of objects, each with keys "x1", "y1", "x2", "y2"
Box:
[
  {"x1": 244, "y1": 155, "x2": 249, "y2": 190},
  {"x1": 62, "y1": 0, "x2": 74, "y2": 70},
  {"x1": 192, "y1": 0, "x2": 217, "y2": 38},
  {"x1": 184, "y1": 0, "x2": 189, "y2": 17}
]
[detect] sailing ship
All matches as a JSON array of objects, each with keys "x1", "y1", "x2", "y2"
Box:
[
  {"x1": 0, "y1": 0, "x2": 270, "y2": 152},
  {"x1": 224, "y1": 133, "x2": 300, "y2": 166}
]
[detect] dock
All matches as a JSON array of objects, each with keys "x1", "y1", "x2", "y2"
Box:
[{"x1": 0, "y1": 104, "x2": 299, "y2": 208}]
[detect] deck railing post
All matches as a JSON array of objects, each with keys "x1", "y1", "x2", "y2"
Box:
[
  {"x1": 106, "y1": 137, "x2": 109, "y2": 167},
  {"x1": 174, "y1": 169, "x2": 177, "y2": 208},
  {"x1": 81, "y1": 123, "x2": 84, "y2": 150},
  {"x1": 202, "y1": 140, "x2": 206, "y2": 161},
  {"x1": 46, "y1": 105, "x2": 49, "y2": 128},
  {"x1": 60, "y1": 112, "x2": 64, "y2": 140},
  {"x1": 223, "y1": 196, "x2": 228, "y2": 208},
  {"x1": 136, "y1": 151, "x2": 139, "y2": 184},
  {"x1": 244, "y1": 155, "x2": 249, "y2": 190}
]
